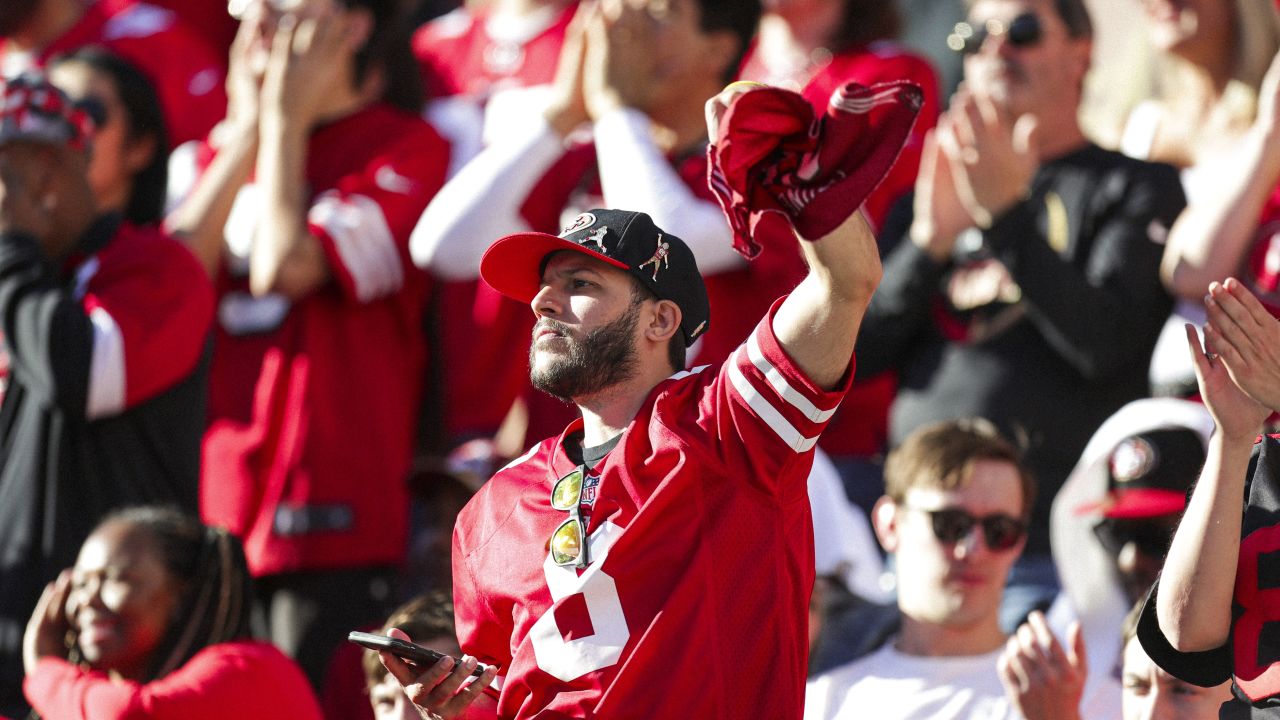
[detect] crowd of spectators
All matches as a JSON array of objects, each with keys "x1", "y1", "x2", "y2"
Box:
[{"x1": 0, "y1": 0, "x2": 1279, "y2": 717}]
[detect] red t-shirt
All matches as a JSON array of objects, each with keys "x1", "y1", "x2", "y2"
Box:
[
  {"x1": 196, "y1": 105, "x2": 449, "y2": 576},
  {"x1": 3, "y1": 0, "x2": 227, "y2": 149},
  {"x1": 24, "y1": 640, "x2": 322, "y2": 720},
  {"x1": 454, "y1": 301, "x2": 850, "y2": 719}
]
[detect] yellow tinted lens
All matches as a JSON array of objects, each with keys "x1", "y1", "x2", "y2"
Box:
[
  {"x1": 551, "y1": 469, "x2": 583, "y2": 510},
  {"x1": 550, "y1": 519, "x2": 583, "y2": 565}
]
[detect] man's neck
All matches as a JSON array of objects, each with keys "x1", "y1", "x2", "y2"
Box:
[
  {"x1": 1030, "y1": 112, "x2": 1088, "y2": 164},
  {"x1": 895, "y1": 614, "x2": 1006, "y2": 657},
  {"x1": 6, "y1": 0, "x2": 84, "y2": 54},
  {"x1": 573, "y1": 365, "x2": 673, "y2": 446}
]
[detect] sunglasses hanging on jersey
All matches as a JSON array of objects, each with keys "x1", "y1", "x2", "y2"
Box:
[
  {"x1": 947, "y1": 12, "x2": 1044, "y2": 55},
  {"x1": 549, "y1": 466, "x2": 591, "y2": 569},
  {"x1": 907, "y1": 506, "x2": 1027, "y2": 551}
]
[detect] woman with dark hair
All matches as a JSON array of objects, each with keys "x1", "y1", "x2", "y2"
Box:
[
  {"x1": 48, "y1": 48, "x2": 168, "y2": 227},
  {"x1": 21, "y1": 507, "x2": 322, "y2": 719}
]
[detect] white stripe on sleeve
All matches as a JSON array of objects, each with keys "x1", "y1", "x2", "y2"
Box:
[
  {"x1": 309, "y1": 192, "x2": 404, "y2": 302},
  {"x1": 727, "y1": 349, "x2": 818, "y2": 453},
  {"x1": 746, "y1": 331, "x2": 838, "y2": 423},
  {"x1": 86, "y1": 306, "x2": 126, "y2": 419}
]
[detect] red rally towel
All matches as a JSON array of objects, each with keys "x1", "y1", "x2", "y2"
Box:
[{"x1": 707, "y1": 80, "x2": 923, "y2": 259}]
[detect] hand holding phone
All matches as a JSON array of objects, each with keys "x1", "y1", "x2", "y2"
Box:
[{"x1": 347, "y1": 631, "x2": 489, "y2": 678}]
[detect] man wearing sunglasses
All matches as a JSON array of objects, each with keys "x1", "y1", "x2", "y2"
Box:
[
  {"x1": 806, "y1": 418, "x2": 1032, "y2": 719},
  {"x1": 854, "y1": 0, "x2": 1186, "y2": 628},
  {"x1": 379, "y1": 83, "x2": 884, "y2": 717}
]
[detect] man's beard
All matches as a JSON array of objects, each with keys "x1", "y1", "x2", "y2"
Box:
[
  {"x1": 0, "y1": 0, "x2": 38, "y2": 37},
  {"x1": 529, "y1": 302, "x2": 641, "y2": 402}
]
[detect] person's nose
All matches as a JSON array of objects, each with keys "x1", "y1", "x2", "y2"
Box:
[{"x1": 531, "y1": 284, "x2": 562, "y2": 319}]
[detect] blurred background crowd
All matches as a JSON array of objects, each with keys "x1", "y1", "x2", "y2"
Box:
[{"x1": 0, "y1": 0, "x2": 1272, "y2": 717}]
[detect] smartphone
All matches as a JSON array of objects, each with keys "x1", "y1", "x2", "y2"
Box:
[{"x1": 347, "y1": 631, "x2": 489, "y2": 678}]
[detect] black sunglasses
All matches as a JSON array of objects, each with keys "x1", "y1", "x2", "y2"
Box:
[
  {"x1": 1092, "y1": 518, "x2": 1174, "y2": 559},
  {"x1": 549, "y1": 466, "x2": 590, "y2": 569},
  {"x1": 947, "y1": 12, "x2": 1044, "y2": 55},
  {"x1": 909, "y1": 506, "x2": 1026, "y2": 551}
]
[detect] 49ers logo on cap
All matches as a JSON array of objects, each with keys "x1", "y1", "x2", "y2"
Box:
[
  {"x1": 559, "y1": 212, "x2": 596, "y2": 237},
  {"x1": 1110, "y1": 437, "x2": 1157, "y2": 484}
]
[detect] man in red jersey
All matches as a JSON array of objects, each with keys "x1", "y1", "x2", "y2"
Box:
[
  {"x1": 380, "y1": 84, "x2": 884, "y2": 718},
  {"x1": 412, "y1": 0, "x2": 766, "y2": 456},
  {"x1": 0, "y1": 0, "x2": 227, "y2": 148},
  {"x1": 0, "y1": 73, "x2": 214, "y2": 717},
  {"x1": 166, "y1": 0, "x2": 448, "y2": 689}
]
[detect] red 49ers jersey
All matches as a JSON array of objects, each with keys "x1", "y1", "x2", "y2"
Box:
[
  {"x1": 196, "y1": 104, "x2": 449, "y2": 576},
  {"x1": 453, "y1": 300, "x2": 851, "y2": 719}
]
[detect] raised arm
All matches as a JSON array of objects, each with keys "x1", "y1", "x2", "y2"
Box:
[
  {"x1": 246, "y1": 10, "x2": 362, "y2": 299},
  {"x1": 704, "y1": 84, "x2": 880, "y2": 390},
  {"x1": 771, "y1": 213, "x2": 881, "y2": 390},
  {"x1": 165, "y1": 6, "x2": 263, "y2": 278},
  {"x1": 1157, "y1": 279, "x2": 1273, "y2": 651},
  {"x1": 1161, "y1": 52, "x2": 1280, "y2": 301}
]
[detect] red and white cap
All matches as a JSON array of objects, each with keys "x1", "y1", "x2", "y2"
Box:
[{"x1": 0, "y1": 72, "x2": 95, "y2": 151}]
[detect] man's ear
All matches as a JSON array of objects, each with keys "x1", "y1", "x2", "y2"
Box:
[
  {"x1": 122, "y1": 133, "x2": 158, "y2": 176},
  {"x1": 1069, "y1": 37, "x2": 1092, "y2": 86},
  {"x1": 872, "y1": 496, "x2": 900, "y2": 553},
  {"x1": 644, "y1": 298, "x2": 681, "y2": 344}
]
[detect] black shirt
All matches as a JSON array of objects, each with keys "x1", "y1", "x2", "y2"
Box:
[
  {"x1": 857, "y1": 144, "x2": 1185, "y2": 555},
  {"x1": 1138, "y1": 436, "x2": 1280, "y2": 718}
]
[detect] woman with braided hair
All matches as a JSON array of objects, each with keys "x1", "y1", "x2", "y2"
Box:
[{"x1": 20, "y1": 507, "x2": 322, "y2": 719}]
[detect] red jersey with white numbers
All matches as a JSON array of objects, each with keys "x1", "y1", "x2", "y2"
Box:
[
  {"x1": 1, "y1": 0, "x2": 227, "y2": 149},
  {"x1": 195, "y1": 105, "x2": 449, "y2": 576},
  {"x1": 453, "y1": 301, "x2": 850, "y2": 719}
]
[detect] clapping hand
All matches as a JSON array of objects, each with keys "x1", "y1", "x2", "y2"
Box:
[
  {"x1": 936, "y1": 89, "x2": 1038, "y2": 229},
  {"x1": 583, "y1": 0, "x2": 658, "y2": 120},
  {"x1": 909, "y1": 126, "x2": 973, "y2": 262},
  {"x1": 997, "y1": 612, "x2": 1086, "y2": 720},
  {"x1": 1190, "y1": 278, "x2": 1280, "y2": 439},
  {"x1": 259, "y1": 0, "x2": 365, "y2": 132}
]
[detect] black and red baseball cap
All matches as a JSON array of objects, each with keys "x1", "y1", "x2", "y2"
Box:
[
  {"x1": 0, "y1": 73, "x2": 95, "y2": 151},
  {"x1": 1075, "y1": 428, "x2": 1206, "y2": 519},
  {"x1": 480, "y1": 209, "x2": 711, "y2": 344}
]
